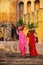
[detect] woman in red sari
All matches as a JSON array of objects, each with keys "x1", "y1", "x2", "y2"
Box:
[{"x1": 27, "y1": 30, "x2": 38, "y2": 57}]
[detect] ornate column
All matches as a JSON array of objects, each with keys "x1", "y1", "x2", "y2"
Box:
[
  {"x1": 40, "y1": 0, "x2": 43, "y2": 8},
  {"x1": 24, "y1": 1, "x2": 27, "y2": 24},
  {"x1": 31, "y1": 1, "x2": 34, "y2": 12}
]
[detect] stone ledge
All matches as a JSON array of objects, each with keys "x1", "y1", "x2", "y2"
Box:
[{"x1": 0, "y1": 41, "x2": 43, "y2": 54}]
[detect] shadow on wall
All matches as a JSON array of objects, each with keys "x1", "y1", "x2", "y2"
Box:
[
  {"x1": 0, "y1": 23, "x2": 19, "y2": 41},
  {"x1": 11, "y1": 23, "x2": 19, "y2": 41}
]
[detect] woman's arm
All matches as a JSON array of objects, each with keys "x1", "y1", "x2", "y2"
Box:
[
  {"x1": 35, "y1": 37, "x2": 38, "y2": 43},
  {"x1": 16, "y1": 29, "x2": 19, "y2": 35},
  {"x1": 27, "y1": 32, "x2": 30, "y2": 37}
]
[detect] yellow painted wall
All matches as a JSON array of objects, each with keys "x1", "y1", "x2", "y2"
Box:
[
  {"x1": 0, "y1": 0, "x2": 43, "y2": 43},
  {"x1": 37, "y1": 9, "x2": 43, "y2": 43},
  {"x1": 0, "y1": 0, "x2": 17, "y2": 25}
]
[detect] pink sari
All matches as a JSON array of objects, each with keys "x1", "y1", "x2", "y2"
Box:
[{"x1": 16, "y1": 30, "x2": 26, "y2": 56}]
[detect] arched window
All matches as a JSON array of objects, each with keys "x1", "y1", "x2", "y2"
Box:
[
  {"x1": 19, "y1": 2, "x2": 24, "y2": 19},
  {"x1": 27, "y1": 1, "x2": 31, "y2": 14},
  {"x1": 34, "y1": 0, "x2": 40, "y2": 11},
  {"x1": 27, "y1": 1, "x2": 31, "y2": 22}
]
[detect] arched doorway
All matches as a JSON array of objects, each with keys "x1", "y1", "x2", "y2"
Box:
[
  {"x1": 34, "y1": 0, "x2": 40, "y2": 11},
  {"x1": 34, "y1": 0, "x2": 40, "y2": 23},
  {"x1": 27, "y1": 1, "x2": 31, "y2": 23},
  {"x1": 27, "y1": 1, "x2": 31, "y2": 14},
  {"x1": 19, "y1": 2, "x2": 24, "y2": 19}
]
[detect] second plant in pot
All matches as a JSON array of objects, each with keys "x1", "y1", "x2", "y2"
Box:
[
  {"x1": 27, "y1": 22, "x2": 38, "y2": 43},
  {"x1": 27, "y1": 22, "x2": 38, "y2": 33}
]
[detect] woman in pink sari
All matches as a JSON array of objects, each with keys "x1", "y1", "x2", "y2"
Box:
[{"x1": 16, "y1": 26, "x2": 26, "y2": 56}]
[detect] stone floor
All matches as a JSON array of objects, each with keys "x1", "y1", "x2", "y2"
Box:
[{"x1": 0, "y1": 50, "x2": 43, "y2": 65}]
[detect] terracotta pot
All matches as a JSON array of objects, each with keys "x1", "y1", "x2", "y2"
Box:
[
  {"x1": 18, "y1": 26, "x2": 24, "y2": 30},
  {"x1": 29, "y1": 29, "x2": 35, "y2": 33}
]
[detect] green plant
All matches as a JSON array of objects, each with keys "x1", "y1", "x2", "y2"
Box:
[
  {"x1": 27, "y1": 22, "x2": 38, "y2": 30},
  {"x1": 16, "y1": 18, "x2": 26, "y2": 27}
]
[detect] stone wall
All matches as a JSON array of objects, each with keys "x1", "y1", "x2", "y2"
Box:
[
  {"x1": 0, "y1": 22, "x2": 11, "y2": 41},
  {"x1": 0, "y1": 41, "x2": 43, "y2": 54}
]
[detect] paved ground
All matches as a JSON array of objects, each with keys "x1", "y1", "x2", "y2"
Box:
[{"x1": 0, "y1": 50, "x2": 43, "y2": 65}]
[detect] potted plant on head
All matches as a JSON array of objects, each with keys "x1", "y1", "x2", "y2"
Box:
[
  {"x1": 16, "y1": 18, "x2": 25, "y2": 30},
  {"x1": 27, "y1": 22, "x2": 38, "y2": 33},
  {"x1": 27, "y1": 22, "x2": 38, "y2": 43}
]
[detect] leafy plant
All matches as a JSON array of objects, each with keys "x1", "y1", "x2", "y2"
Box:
[
  {"x1": 16, "y1": 18, "x2": 26, "y2": 27},
  {"x1": 27, "y1": 22, "x2": 38, "y2": 30}
]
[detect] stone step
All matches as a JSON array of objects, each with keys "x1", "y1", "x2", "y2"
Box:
[
  {"x1": 0, "y1": 53, "x2": 43, "y2": 65},
  {"x1": 0, "y1": 58, "x2": 43, "y2": 65}
]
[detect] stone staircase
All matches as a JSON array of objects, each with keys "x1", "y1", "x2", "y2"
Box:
[
  {"x1": 0, "y1": 51, "x2": 43, "y2": 65},
  {"x1": 0, "y1": 41, "x2": 43, "y2": 65}
]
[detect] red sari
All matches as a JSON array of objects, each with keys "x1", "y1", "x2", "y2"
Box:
[{"x1": 27, "y1": 32, "x2": 38, "y2": 57}]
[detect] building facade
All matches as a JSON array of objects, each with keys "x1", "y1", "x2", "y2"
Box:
[{"x1": 0, "y1": 0, "x2": 43, "y2": 43}]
